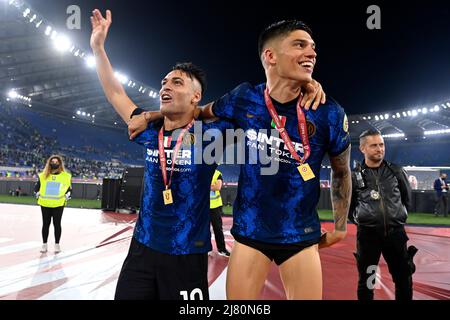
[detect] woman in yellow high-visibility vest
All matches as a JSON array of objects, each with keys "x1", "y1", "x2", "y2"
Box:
[
  {"x1": 210, "y1": 169, "x2": 230, "y2": 257},
  {"x1": 35, "y1": 155, "x2": 72, "y2": 254}
]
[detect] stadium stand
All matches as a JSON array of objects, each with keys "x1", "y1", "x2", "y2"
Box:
[
  {"x1": 2, "y1": 100, "x2": 450, "y2": 183},
  {"x1": 0, "y1": 2, "x2": 449, "y2": 185},
  {"x1": 0, "y1": 103, "x2": 143, "y2": 179}
]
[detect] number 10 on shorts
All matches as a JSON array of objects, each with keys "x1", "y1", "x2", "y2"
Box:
[{"x1": 180, "y1": 288, "x2": 204, "y2": 300}]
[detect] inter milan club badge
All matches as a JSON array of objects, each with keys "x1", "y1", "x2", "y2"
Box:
[
  {"x1": 182, "y1": 133, "x2": 195, "y2": 146},
  {"x1": 306, "y1": 120, "x2": 316, "y2": 137},
  {"x1": 370, "y1": 190, "x2": 380, "y2": 200}
]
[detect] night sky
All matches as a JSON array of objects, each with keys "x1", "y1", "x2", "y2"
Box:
[{"x1": 25, "y1": 0, "x2": 450, "y2": 115}]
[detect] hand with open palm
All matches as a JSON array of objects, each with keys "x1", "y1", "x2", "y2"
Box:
[{"x1": 90, "y1": 9, "x2": 112, "y2": 52}]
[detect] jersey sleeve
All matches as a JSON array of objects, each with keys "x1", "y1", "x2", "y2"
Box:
[
  {"x1": 328, "y1": 102, "x2": 351, "y2": 157},
  {"x1": 212, "y1": 82, "x2": 252, "y2": 121},
  {"x1": 202, "y1": 119, "x2": 235, "y2": 150},
  {"x1": 205, "y1": 118, "x2": 235, "y2": 133}
]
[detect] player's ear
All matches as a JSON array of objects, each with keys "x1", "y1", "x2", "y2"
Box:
[
  {"x1": 262, "y1": 47, "x2": 276, "y2": 66},
  {"x1": 192, "y1": 91, "x2": 201, "y2": 105}
]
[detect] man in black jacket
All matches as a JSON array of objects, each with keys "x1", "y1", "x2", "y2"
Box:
[{"x1": 349, "y1": 129, "x2": 417, "y2": 300}]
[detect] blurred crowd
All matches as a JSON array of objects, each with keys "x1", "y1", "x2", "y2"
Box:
[{"x1": 0, "y1": 104, "x2": 141, "y2": 180}]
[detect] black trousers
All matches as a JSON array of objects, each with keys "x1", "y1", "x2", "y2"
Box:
[
  {"x1": 355, "y1": 225, "x2": 417, "y2": 300},
  {"x1": 41, "y1": 206, "x2": 64, "y2": 244},
  {"x1": 210, "y1": 206, "x2": 226, "y2": 252},
  {"x1": 434, "y1": 194, "x2": 448, "y2": 217}
]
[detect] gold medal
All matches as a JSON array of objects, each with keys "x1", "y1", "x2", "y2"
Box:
[
  {"x1": 370, "y1": 190, "x2": 380, "y2": 200},
  {"x1": 298, "y1": 163, "x2": 315, "y2": 181},
  {"x1": 163, "y1": 189, "x2": 173, "y2": 205},
  {"x1": 158, "y1": 120, "x2": 194, "y2": 207}
]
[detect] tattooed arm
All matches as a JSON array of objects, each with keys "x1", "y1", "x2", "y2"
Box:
[{"x1": 319, "y1": 145, "x2": 352, "y2": 249}]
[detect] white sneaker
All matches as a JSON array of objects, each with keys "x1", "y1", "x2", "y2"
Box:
[
  {"x1": 40, "y1": 244, "x2": 47, "y2": 253},
  {"x1": 54, "y1": 244, "x2": 61, "y2": 253},
  {"x1": 218, "y1": 249, "x2": 231, "y2": 257}
]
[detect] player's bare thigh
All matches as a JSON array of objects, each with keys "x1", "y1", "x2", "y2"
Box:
[
  {"x1": 226, "y1": 240, "x2": 272, "y2": 300},
  {"x1": 279, "y1": 244, "x2": 322, "y2": 300}
]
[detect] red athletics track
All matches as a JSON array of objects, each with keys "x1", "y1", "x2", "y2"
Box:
[{"x1": 0, "y1": 203, "x2": 449, "y2": 300}]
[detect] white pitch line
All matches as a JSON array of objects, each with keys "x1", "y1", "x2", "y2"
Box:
[
  {"x1": 0, "y1": 241, "x2": 42, "y2": 256},
  {"x1": 0, "y1": 238, "x2": 13, "y2": 245},
  {"x1": 0, "y1": 251, "x2": 126, "y2": 298}
]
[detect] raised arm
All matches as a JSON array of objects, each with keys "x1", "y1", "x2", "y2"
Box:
[
  {"x1": 193, "y1": 102, "x2": 215, "y2": 120},
  {"x1": 128, "y1": 78, "x2": 326, "y2": 139},
  {"x1": 319, "y1": 145, "x2": 352, "y2": 249},
  {"x1": 90, "y1": 9, "x2": 137, "y2": 122}
]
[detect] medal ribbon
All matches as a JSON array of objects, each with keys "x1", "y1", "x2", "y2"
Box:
[
  {"x1": 158, "y1": 119, "x2": 194, "y2": 190},
  {"x1": 264, "y1": 87, "x2": 311, "y2": 164}
]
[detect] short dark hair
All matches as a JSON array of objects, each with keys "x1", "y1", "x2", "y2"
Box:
[
  {"x1": 359, "y1": 129, "x2": 382, "y2": 141},
  {"x1": 172, "y1": 62, "x2": 207, "y2": 95},
  {"x1": 258, "y1": 20, "x2": 313, "y2": 58}
]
